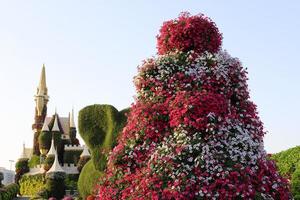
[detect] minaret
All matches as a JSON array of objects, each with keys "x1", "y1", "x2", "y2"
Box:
[{"x1": 32, "y1": 65, "x2": 49, "y2": 155}]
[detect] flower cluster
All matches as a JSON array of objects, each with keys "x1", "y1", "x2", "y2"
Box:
[
  {"x1": 96, "y1": 13, "x2": 292, "y2": 200},
  {"x1": 157, "y1": 12, "x2": 222, "y2": 55}
]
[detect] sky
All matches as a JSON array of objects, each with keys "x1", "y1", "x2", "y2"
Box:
[{"x1": 0, "y1": 1, "x2": 299, "y2": 169}]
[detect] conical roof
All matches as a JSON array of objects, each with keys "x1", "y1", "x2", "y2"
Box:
[
  {"x1": 42, "y1": 120, "x2": 49, "y2": 132},
  {"x1": 19, "y1": 143, "x2": 27, "y2": 159},
  {"x1": 37, "y1": 64, "x2": 47, "y2": 95},
  {"x1": 52, "y1": 114, "x2": 60, "y2": 132},
  {"x1": 70, "y1": 109, "x2": 76, "y2": 128},
  {"x1": 47, "y1": 146, "x2": 64, "y2": 173},
  {"x1": 47, "y1": 139, "x2": 56, "y2": 157},
  {"x1": 80, "y1": 145, "x2": 91, "y2": 158}
]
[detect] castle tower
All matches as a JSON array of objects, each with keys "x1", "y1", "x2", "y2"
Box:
[
  {"x1": 69, "y1": 109, "x2": 77, "y2": 144},
  {"x1": 32, "y1": 65, "x2": 49, "y2": 155}
]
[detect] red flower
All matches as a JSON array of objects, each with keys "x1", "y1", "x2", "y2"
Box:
[{"x1": 157, "y1": 12, "x2": 222, "y2": 55}]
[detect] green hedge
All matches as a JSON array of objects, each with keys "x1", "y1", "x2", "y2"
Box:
[
  {"x1": 19, "y1": 174, "x2": 46, "y2": 196},
  {"x1": 77, "y1": 160, "x2": 103, "y2": 199},
  {"x1": 46, "y1": 172, "x2": 66, "y2": 199},
  {"x1": 39, "y1": 131, "x2": 52, "y2": 151},
  {"x1": 271, "y1": 146, "x2": 300, "y2": 199},
  {"x1": 77, "y1": 105, "x2": 129, "y2": 199},
  {"x1": 78, "y1": 105, "x2": 128, "y2": 170},
  {"x1": 15, "y1": 158, "x2": 29, "y2": 183},
  {"x1": 44, "y1": 155, "x2": 55, "y2": 171},
  {"x1": 0, "y1": 183, "x2": 19, "y2": 200},
  {"x1": 28, "y1": 155, "x2": 40, "y2": 168}
]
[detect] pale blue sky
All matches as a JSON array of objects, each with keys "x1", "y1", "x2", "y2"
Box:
[{"x1": 0, "y1": 1, "x2": 299, "y2": 169}]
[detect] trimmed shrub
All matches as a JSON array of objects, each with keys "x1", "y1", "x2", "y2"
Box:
[
  {"x1": 65, "y1": 174, "x2": 78, "y2": 191},
  {"x1": 43, "y1": 155, "x2": 55, "y2": 171},
  {"x1": 0, "y1": 183, "x2": 19, "y2": 200},
  {"x1": 77, "y1": 105, "x2": 129, "y2": 199},
  {"x1": 77, "y1": 160, "x2": 102, "y2": 199},
  {"x1": 78, "y1": 105, "x2": 128, "y2": 170},
  {"x1": 19, "y1": 174, "x2": 46, "y2": 196},
  {"x1": 28, "y1": 155, "x2": 40, "y2": 168},
  {"x1": 46, "y1": 172, "x2": 66, "y2": 200},
  {"x1": 15, "y1": 158, "x2": 29, "y2": 183},
  {"x1": 39, "y1": 131, "x2": 52, "y2": 151}
]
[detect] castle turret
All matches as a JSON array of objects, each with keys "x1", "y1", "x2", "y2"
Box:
[
  {"x1": 69, "y1": 109, "x2": 77, "y2": 144},
  {"x1": 32, "y1": 65, "x2": 49, "y2": 155}
]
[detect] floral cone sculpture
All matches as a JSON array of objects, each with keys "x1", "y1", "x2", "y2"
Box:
[{"x1": 97, "y1": 13, "x2": 292, "y2": 200}]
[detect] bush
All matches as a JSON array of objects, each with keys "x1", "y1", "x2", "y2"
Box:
[
  {"x1": 77, "y1": 160, "x2": 102, "y2": 199},
  {"x1": 292, "y1": 165, "x2": 300, "y2": 199},
  {"x1": 78, "y1": 105, "x2": 128, "y2": 171},
  {"x1": 65, "y1": 174, "x2": 78, "y2": 191},
  {"x1": 0, "y1": 183, "x2": 19, "y2": 200},
  {"x1": 271, "y1": 146, "x2": 300, "y2": 177},
  {"x1": 28, "y1": 155, "x2": 41, "y2": 168},
  {"x1": 19, "y1": 174, "x2": 46, "y2": 196},
  {"x1": 43, "y1": 155, "x2": 55, "y2": 171},
  {"x1": 46, "y1": 172, "x2": 66, "y2": 200},
  {"x1": 15, "y1": 158, "x2": 29, "y2": 183},
  {"x1": 77, "y1": 105, "x2": 129, "y2": 199},
  {"x1": 271, "y1": 146, "x2": 300, "y2": 199},
  {"x1": 39, "y1": 131, "x2": 52, "y2": 151}
]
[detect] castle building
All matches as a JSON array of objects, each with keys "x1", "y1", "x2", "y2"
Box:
[
  {"x1": 32, "y1": 65, "x2": 79, "y2": 157},
  {"x1": 16, "y1": 65, "x2": 90, "y2": 176}
]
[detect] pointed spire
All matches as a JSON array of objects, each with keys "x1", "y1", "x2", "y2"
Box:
[
  {"x1": 80, "y1": 145, "x2": 91, "y2": 158},
  {"x1": 35, "y1": 65, "x2": 49, "y2": 116},
  {"x1": 47, "y1": 138, "x2": 56, "y2": 157},
  {"x1": 52, "y1": 114, "x2": 60, "y2": 132},
  {"x1": 46, "y1": 146, "x2": 65, "y2": 173},
  {"x1": 38, "y1": 64, "x2": 47, "y2": 95},
  {"x1": 70, "y1": 108, "x2": 76, "y2": 128},
  {"x1": 19, "y1": 143, "x2": 27, "y2": 159},
  {"x1": 42, "y1": 120, "x2": 50, "y2": 132}
]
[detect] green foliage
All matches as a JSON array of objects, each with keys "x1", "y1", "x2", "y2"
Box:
[
  {"x1": 77, "y1": 156, "x2": 91, "y2": 173},
  {"x1": 77, "y1": 104, "x2": 129, "y2": 199},
  {"x1": 15, "y1": 158, "x2": 29, "y2": 183},
  {"x1": 291, "y1": 164, "x2": 300, "y2": 200},
  {"x1": 46, "y1": 172, "x2": 66, "y2": 199},
  {"x1": 271, "y1": 146, "x2": 300, "y2": 199},
  {"x1": 65, "y1": 174, "x2": 79, "y2": 191},
  {"x1": 0, "y1": 183, "x2": 19, "y2": 200},
  {"x1": 44, "y1": 155, "x2": 55, "y2": 171},
  {"x1": 29, "y1": 155, "x2": 41, "y2": 168},
  {"x1": 63, "y1": 150, "x2": 82, "y2": 164},
  {"x1": 19, "y1": 174, "x2": 46, "y2": 196},
  {"x1": 78, "y1": 104, "x2": 128, "y2": 170},
  {"x1": 39, "y1": 131, "x2": 52, "y2": 151},
  {"x1": 78, "y1": 160, "x2": 102, "y2": 199},
  {"x1": 271, "y1": 146, "x2": 300, "y2": 176}
]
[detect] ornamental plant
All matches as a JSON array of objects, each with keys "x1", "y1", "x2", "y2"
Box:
[{"x1": 97, "y1": 12, "x2": 292, "y2": 199}]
